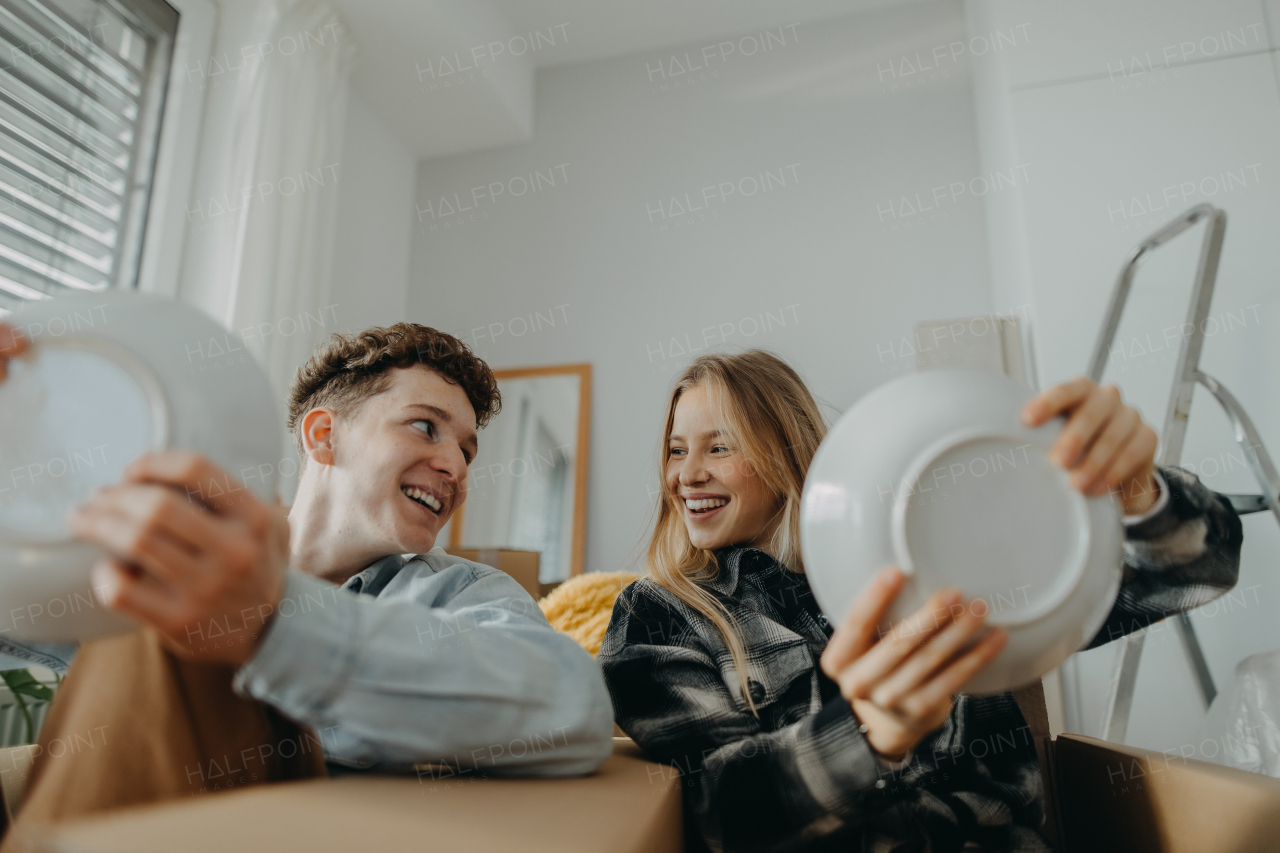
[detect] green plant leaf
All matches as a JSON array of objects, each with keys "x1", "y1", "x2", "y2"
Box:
[{"x1": 1, "y1": 668, "x2": 54, "y2": 701}]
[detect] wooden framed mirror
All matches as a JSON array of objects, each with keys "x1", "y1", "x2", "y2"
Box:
[{"x1": 444, "y1": 364, "x2": 591, "y2": 581}]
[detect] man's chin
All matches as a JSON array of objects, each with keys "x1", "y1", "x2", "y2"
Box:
[
  {"x1": 391, "y1": 503, "x2": 446, "y2": 551},
  {"x1": 399, "y1": 530, "x2": 439, "y2": 555},
  {"x1": 379, "y1": 520, "x2": 439, "y2": 557}
]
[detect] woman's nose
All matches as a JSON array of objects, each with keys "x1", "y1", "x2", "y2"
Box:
[{"x1": 679, "y1": 463, "x2": 710, "y2": 487}]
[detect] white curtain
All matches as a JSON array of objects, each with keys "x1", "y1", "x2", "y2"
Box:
[{"x1": 179, "y1": 0, "x2": 357, "y2": 400}]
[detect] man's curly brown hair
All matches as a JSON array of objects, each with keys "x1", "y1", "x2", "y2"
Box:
[{"x1": 287, "y1": 324, "x2": 501, "y2": 456}]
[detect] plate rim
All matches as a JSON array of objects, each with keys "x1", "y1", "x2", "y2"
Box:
[
  {"x1": 889, "y1": 427, "x2": 1093, "y2": 628},
  {"x1": 0, "y1": 335, "x2": 172, "y2": 548}
]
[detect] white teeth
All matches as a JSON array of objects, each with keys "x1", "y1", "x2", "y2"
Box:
[
  {"x1": 684, "y1": 498, "x2": 728, "y2": 511},
  {"x1": 402, "y1": 486, "x2": 443, "y2": 512}
]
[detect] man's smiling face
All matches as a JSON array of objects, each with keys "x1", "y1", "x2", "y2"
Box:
[{"x1": 326, "y1": 365, "x2": 477, "y2": 556}]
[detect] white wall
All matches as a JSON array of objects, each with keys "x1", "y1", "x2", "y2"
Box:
[
  {"x1": 408, "y1": 1, "x2": 999, "y2": 578},
  {"x1": 272, "y1": 94, "x2": 414, "y2": 500},
  {"x1": 328, "y1": 96, "x2": 416, "y2": 333},
  {"x1": 966, "y1": 0, "x2": 1280, "y2": 754}
]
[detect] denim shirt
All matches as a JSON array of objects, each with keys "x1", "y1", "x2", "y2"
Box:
[{"x1": 3, "y1": 548, "x2": 615, "y2": 777}]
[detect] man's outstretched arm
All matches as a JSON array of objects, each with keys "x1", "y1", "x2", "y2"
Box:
[{"x1": 232, "y1": 564, "x2": 615, "y2": 775}]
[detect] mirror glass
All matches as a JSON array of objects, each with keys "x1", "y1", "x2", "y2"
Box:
[{"x1": 447, "y1": 369, "x2": 586, "y2": 584}]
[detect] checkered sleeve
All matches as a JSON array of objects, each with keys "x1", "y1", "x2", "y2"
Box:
[
  {"x1": 599, "y1": 582, "x2": 886, "y2": 853},
  {"x1": 1085, "y1": 466, "x2": 1243, "y2": 650}
]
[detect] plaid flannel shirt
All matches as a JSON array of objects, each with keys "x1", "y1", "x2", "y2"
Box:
[{"x1": 599, "y1": 467, "x2": 1242, "y2": 853}]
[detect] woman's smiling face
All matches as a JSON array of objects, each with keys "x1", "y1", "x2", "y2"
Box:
[{"x1": 666, "y1": 383, "x2": 782, "y2": 553}]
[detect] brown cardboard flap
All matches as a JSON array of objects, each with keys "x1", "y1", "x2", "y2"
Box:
[
  {"x1": 1054, "y1": 733, "x2": 1280, "y2": 853},
  {"x1": 1010, "y1": 680, "x2": 1050, "y2": 742},
  {"x1": 31, "y1": 739, "x2": 682, "y2": 853},
  {"x1": 1011, "y1": 680, "x2": 1064, "y2": 850},
  {"x1": 1031, "y1": 735, "x2": 1063, "y2": 852},
  {"x1": 446, "y1": 548, "x2": 541, "y2": 600}
]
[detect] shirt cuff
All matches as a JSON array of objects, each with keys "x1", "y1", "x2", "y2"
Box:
[
  {"x1": 846, "y1": 713, "x2": 914, "y2": 773},
  {"x1": 806, "y1": 697, "x2": 886, "y2": 799},
  {"x1": 1121, "y1": 468, "x2": 1169, "y2": 526},
  {"x1": 233, "y1": 571, "x2": 361, "y2": 718},
  {"x1": 872, "y1": 744, "x2": 914, "y2": 772}
]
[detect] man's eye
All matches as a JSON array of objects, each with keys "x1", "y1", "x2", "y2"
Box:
[{"x1": 412, "y1": 420, "x2": 435, "y2": 438}]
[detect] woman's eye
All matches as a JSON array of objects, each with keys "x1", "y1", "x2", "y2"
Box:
[
  {"x1": 669, "y1": 447, "x2": 686, "y2": 457},
  {"x1": 711, "y1": 445, "x2": 729, "y2": 454},
  {"x1": 411, "y1": 420, "x2": 435, "y2": 438}
]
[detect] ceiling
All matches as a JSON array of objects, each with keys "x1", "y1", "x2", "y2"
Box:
[
  {"x1": 326, "y1": 0, "x2": 915, "y2": 160},
  {"x1": 489, "y1": 0, "x2": 911, "y2": 68}
]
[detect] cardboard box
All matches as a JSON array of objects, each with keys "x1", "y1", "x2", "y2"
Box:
[
  {"x1": 446, "y1": 548, "x2": 541, "y2": 600},
  {"x1": 1008, "y1": 677, "x2": 1280, "y2": 852},
  {"x1": 29, "y1": 739, "x2": 682, "y2": 853},
  {"x1": 16, "y1": 695, "x2": 1280, "y2": 853},
  {"x1": 1050, "y1": 733, "x2": 1280, "y2": 853}
]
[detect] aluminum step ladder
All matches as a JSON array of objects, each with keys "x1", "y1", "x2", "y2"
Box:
[{"x1": 1086, "y1": 203, "x2": 1280, "y2": 744}]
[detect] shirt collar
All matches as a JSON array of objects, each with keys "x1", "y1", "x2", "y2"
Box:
[
  {"x1": 705, "y1": 546, "x2": 779, "y2": 596},
  {"x1": 342, "y1": 553, "x2": 407, "y2": 597}
]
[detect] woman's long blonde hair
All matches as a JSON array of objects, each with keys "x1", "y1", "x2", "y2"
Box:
[{"x1": 647, "y1": 350, "x2": 827, "y2": 713}]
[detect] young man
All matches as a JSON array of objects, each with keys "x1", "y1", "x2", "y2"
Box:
[{"x1": 0, "y1": 322, "x2": 614, "y2": 834}]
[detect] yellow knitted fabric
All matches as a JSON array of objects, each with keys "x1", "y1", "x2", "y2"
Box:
[{"x1": 539, "y1": 572, "x2": 644, "y2": 657}]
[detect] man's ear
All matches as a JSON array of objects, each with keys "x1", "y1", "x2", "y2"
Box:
[{"x1": 301, "y1": 408, "x2": 337, "y2": 466}]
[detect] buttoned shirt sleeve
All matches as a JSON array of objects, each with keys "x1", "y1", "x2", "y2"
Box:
[
  {"x1": 1120, "y1": 468, "x2": 1170, "y2": 526},
  {"x1": 232, "y1": 559, "x2": 614, "y2": 776},
  {"x1": 1086, "y1": 466, "x2": 1243, "y2": 649}
]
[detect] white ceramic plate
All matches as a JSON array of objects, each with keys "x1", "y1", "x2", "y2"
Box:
[
  {"x1": 800, "y1": 369, "x2": 1122, "y2": 694},
  {"x1": 0, "y1": 293, "x2": 282, "y2": 643}
]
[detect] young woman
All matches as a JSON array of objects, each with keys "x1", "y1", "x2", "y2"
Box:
[{"x1": 599, "y1": 350, "x2": 1242, "y2": 853}]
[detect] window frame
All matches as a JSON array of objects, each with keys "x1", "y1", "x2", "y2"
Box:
[
  {"x1": 132, "y1": 0, "x2": 213, "y2": 300},
  {"x1": 0, "y1": 0, "x2": 212, "y2": 312}
]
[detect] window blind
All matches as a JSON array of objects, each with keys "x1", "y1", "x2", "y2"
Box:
[{"x1": 0, "y1": 0, "x2": 175, "y2": 316}]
